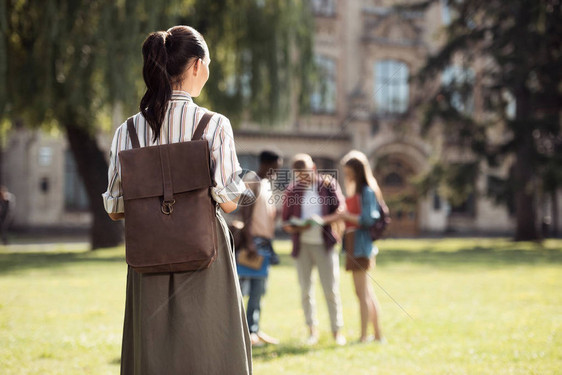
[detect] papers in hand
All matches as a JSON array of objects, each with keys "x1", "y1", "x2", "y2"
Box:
[{"x1": 284, "y1": 214, "x2": 325, "y2": 227}]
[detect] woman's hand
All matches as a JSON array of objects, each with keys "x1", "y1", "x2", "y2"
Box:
[
  {"x1": 339, "y1": 210, "x2": 360, "y2": 224},
  {"x1": 219, "y1": 200, "x2": 238, "y2": 214},
  {"x1": 338, "y1": 210, "x2": 350, "y2": 221},
  {"x1": 322, "y1": 211, "x2": 345, "y2": 224},
  {"x1": 108, "y1": 212, "x2": 125, "y2": 221}
]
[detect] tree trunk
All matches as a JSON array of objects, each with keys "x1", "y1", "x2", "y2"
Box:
[
  {"x1": 64, "y1": 123, "x2": 123, "y2": 249},
  {"x1": 0, "y1": 132, "x2": 3, "y2": 186},
  {"x1": 513, "y1": 91, "x2": 539, "y2": 241},
  {"x1": 513, "y1": 164, "x2": 539, "y2": 240},
  {"x1": 552, "y1": 190, "x2": 559, "y2": 237}
]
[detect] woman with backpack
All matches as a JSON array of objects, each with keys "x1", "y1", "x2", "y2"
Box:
[
  {"x1": 102, "y1": 26, "x2": 251, "y2": 374},
  {"x1": 330, "y1": 150, "x2": 386, "y2": 343}
]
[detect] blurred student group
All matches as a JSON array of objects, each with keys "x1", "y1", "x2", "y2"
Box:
[{"x1": 230, "y1": 149, "x2": 386, "y2": 346}]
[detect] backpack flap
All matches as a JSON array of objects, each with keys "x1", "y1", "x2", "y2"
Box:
[{"x1": 119, "y1": 139, "x2": 212, "y2": 201}]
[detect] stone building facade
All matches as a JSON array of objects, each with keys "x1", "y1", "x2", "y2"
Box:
[{"x1": 3, "y1": 0, "x2": 559, "y2": 236}]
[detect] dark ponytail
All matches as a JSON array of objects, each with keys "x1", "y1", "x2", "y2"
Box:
[
  {"x1": 140, "y1": 26, "x2": 207, "y2": 142},
  {"x1": 140, "y1": 32, "x2": 171, "y2": 141}
]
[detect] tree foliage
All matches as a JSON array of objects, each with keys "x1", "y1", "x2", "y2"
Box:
[
  {"x1": 407, "y1": 0, "x2": 562, "y2": 240},
  {"x1": 1, "y1": 0, "x2": 314, "y2": 247},
  {"x1": 182, "y1": 0, "x2": 314, "y2": 125}
]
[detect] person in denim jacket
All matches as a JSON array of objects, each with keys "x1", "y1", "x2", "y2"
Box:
[{"x1": 333, "y1": 150, "x2": 385, "y2": 343}]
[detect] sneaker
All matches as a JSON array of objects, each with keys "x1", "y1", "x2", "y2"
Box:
[
  {"x1": 375, "y1": 337, "x2": 387, "y2": 345},
  {"x1": 357, "y1": 336, "x2": 368, "y2": 344},
  {"x1": 305, "y1": 335, "x2": 319, "y2": 346},
  {"x1": 335, "y1": 334, "x2": 347, "y2": 346}
]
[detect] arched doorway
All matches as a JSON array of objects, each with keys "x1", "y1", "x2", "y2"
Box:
[{"x1": 373, "y1": 154, "x2": 419, "y2": 237}]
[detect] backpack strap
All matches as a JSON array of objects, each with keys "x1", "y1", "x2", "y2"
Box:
[
  {"x1": 192, "y1": 112, "x2": 214, "y2": 140},
  {"x1": 126, "y1": 117, "x2": 141, "y2": 149}
]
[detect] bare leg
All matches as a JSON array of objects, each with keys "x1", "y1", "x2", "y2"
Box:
[
  {"x1": 309, "y1": 325, "x2": 317, "y2": 337},
  {"x1": 352, "y1": 270, "x2": 370, "y2": 341},
  {"x1": 366, "y1": 281, "x2": 383, "y2": 340},
  {"x1": 367, "y1": 258, "x2": 383, "y2": 341}
]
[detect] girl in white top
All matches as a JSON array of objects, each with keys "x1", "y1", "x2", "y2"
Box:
[{"x1": 102, "y1": 25, "x2": 252, "y2": 375}]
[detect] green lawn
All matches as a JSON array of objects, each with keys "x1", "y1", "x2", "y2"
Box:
[{"x1": 0, "y1": 238, "x2": 561, "y2": 374}]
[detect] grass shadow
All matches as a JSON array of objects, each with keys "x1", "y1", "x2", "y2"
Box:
[
  {"x1": 252, "y1": 343, "x2": 311, "y2": 361},
  {"x1": 252, "y1": 342, "x2": 347, "y2": 361},
  {"x1": 1, "y1": 239, "x2": 561, "y2": 275},
  {"x1": 275, "y1": 240, "x2": 562, "y2": 269},
  {"x1": 110, "y1": 357, "x2": 121, "y2": 365},
  {"x1": 379, "y1": 242, "x2": 562, "y2": 267},
  {"x1": 0, "y1": 250, "x2": 125, "y2": 275}
]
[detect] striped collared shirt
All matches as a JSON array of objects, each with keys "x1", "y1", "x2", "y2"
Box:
[{"x1": 102, "y1": 90, "x2": 246, "y2": 213}]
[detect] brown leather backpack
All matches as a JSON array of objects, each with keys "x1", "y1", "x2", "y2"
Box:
[{"x1": 119, "y1": 113, "x2": 218, "y2": 273}]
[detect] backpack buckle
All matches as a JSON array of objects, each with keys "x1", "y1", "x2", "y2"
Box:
[{"x1": 161, "y1": 199, "x2": 176, "y2": 215}]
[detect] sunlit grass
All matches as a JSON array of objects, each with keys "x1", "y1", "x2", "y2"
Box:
[{"x1": 0, "y1": 238, "x2": 560, "y2": 374}]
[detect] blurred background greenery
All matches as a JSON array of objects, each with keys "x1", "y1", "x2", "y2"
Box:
[{"x1": 1, "y1": 0, "x2": 561, "y2": 247}]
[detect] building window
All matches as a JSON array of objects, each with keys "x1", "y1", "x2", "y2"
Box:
[
  {"x1": 64, "y1": 150, "x2": 89, "y2": 211},
  {"x1": 374, "y1": 60, "x2": 409, "y2": 115},
  {"x1": 310, "y1": 55, "x2": 337, "y2": 114},
  {"x1": 311, "y1": 0, "x2": 336, "y2": 17},
  {"x1": 441, "y1": 65, "x2": 474, "y2": 114},
  {"x1": 433, "y1": 192, "x2": 442, "y2": 211},
  {"x1": 225, "y1": 50, "x2": 252, "y2": 99},
  {"x1": 38, "y1": 146, "x2": 53, "y2": 166},
  {"x1": 383, "y1": 172, "x2": 404, "y2": 187},
  {"x1": 487, "y1": 174, "x2": 515, "y2": 216},
  {"x1": 370, "y1": 119, "x2": 380, "y2": 135},
  {"x1": 225, "y1": 73, "x2": 251, "y2": 99},
  {"x1": 450, "y1": 192, "x2": 475, "y2": 216}
]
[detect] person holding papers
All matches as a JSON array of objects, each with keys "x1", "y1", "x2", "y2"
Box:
[{"x1": 281, "y1": 153, "x2": 346, "y2": 346}]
